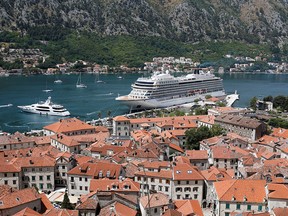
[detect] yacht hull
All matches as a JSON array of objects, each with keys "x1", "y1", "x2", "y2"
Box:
[{"x1": 18, "y1": 106, "x2": 70, "y2": 116}]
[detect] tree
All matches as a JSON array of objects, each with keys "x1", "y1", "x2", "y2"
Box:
[
  {"x1": 273, "y1": 95, "x2": 288, "y2": 111},
  {"x1": 107, "y1": 110, "x2": 112, "y2": 118},
  {"x1": 263, "y1": 95, "x2": 273, "y2": 102},
  {"x1": 185, "y1": 125, "x2": 225, "y2": 150},
  {"x1": 61, "y1": 192, "x2": 73, "y2": 210},
  {"x1": 249, "y1": 96, "x2": 258, "y2": 111}
]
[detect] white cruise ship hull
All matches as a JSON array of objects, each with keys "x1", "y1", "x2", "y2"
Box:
[
  {"x1": 18, "y1": 106, "x2": 70, "y2": 116},
  {"x1": 116, "y1": 90, "x2": 226, "y2": 111}
]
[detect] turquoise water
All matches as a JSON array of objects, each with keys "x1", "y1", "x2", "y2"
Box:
[{"x1": 0, "y1": 73, "x2": 287, "y2": 133}]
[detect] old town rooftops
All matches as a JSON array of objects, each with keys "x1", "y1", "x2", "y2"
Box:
[
  {"x1": 43, "y1": 117, "x2": 96, "y2": 134},
  {"x1": 0, "y1": 187, "x2": 40, "y2": 210},
  {"x1": 67, "y1": 162, "x2": 122, "y2": 178},
  {"x1": 214, "y1": 179, "x2": 266, "y2": 203}
]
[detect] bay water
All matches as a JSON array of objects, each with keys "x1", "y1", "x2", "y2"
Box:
[{"x1": 0, "y1": 72, "x2": 287, "y2": 133}]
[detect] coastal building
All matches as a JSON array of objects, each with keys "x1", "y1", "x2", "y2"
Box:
[
  {"x1": 0, "y1": 187, "x2": 42, "y2": 216},
  {"x1": 0, "y1": 132, "x2": 35, "y2": 151},
  {"x1": 0, "y1": 163, "x2": 21, "y2": 190},
  {"x1": 213, "y1": 179, "x2": 267, "y2": 216},
  {"x1": 185, "y1": 150, "x2": 209, "y2": 170},
  {"x1": 139, "y1": 192, "x2": 170, "y2": 216},
  {"x1": 67, "y1": 162, "x2": 124, "y2": 196},
  {"x1": 215, "y1": 115, "x2": 267, "y2": 140},
  {"x1": 43, "y1": 117, "x2": 97, "y2": 136},
  {"x1": 14, "y1": 156, "x2": 55, "y2": 193}
]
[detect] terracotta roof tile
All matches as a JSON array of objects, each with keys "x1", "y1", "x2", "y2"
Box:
[
  {"x1": 268, "y1": 183, "x2": 288, "y2": 199},
  {"x1": 273, "y1": 207, "x2": 288, "y2": 216},
  {"x1": 162, "y1": 209, "x2": 182, "y2": 216},
  {"x1": 186, "y1": 150, "x2": 208, "y2": 160},
  {"x1": 0, "y1": 188, "x2": 40, "y2": 209},
  {"x1": 173, "y1": 163, "x2": 204, "y2": 180},
  {"x1": 43, "y1": 118, "x2": 96, "y2": 133},
  {"x1": 89, "y1": 178, "x2": 140, "y2": 193},
  {"x1": 140, "y1": 192, "x2": 169, "y2": 208},
  {"x1": 214, "y1": 179, "x2": 266, "y2": 203},
  {"x1": 201, "y1": 166, "x2": 234, "y2": 181},
  {"x1": 135, "y1": 170, "x2": 172, "y2": 179},
  {"x1": 68, "y1": 162, "x2": 122, "y2": 179},
  {"x1": 271, "y1": 128, "x2": 288, "y2": 139},
  {"x1": 39, "y1": 193, "x2": 53, "y2": 210},
  {"x1": 174, "y1": 199, "x2": 204, "y2": 216},
  {"x1": 76, "y1": 196, "x2": 98, "y2": 210},
  {"x1": 14, "y1": 207, "x2": 41, "y2": 216},
  {"x1": 43, "y1": 209, "x2": 79, "y2": 216},
  {"x1": 99, "y1": 201, "x2": 137, "y2": 216}
]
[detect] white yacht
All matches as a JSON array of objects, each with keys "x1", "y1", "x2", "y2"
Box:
[
  {"x1": 18, "y1": 97, "x2": 70, "y2": 116},
  {"x1": 54, "y1": 79, "x2": 63, "y2": 84},
  {"x1": 116, "y1": 71, "x2": 226, "y2": 110}
]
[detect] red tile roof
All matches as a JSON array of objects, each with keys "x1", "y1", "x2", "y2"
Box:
[
  {"x1": 173, "y1": 163, "x2": 204, "y2": 181},
  {"x1": 268, "y1": 183, "x2": 288, "y2": 199},
  {"x1": 201, "y1": 166, "x2": 234, "y2": 181},
  {"x1": 174, "y1": 199, "x2": 204, "y2": 216},
  {"x1": 99, "y1": 201, "x2": 137, "y2": 216},
  {"x1": 273, "y1": 207, "x2": 288, "y2": 216},
  {"x1": 140, "y1": 192, "x2": 169, "y2": 208},
  {"x1": 43, "y1": 209, "x2": 79, "y2": 216},
  {"x1": 89, "y1": 178, "x2": 140, "y2": 193},
  {"x1": 186, "y1": 150, "x2": 208, "y2": 160},
  {"x1": 68, "y1": 162, "x2": 122, "y2": 179},
  {"x1": 14, "y1": 207, "x2": 41, "y2": 216},
  {"x1": 0, "y1": 188, "x2": 40, "y2": 210},
  {"x1": 43, "y1": 118, "x2": 96, "y2": 133},
  {"x1": 214, "y1": 179, "x2": 266, "y2": 203}
]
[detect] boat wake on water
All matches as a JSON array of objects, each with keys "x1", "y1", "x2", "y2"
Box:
[
  {"x1": 0, "y1": 104, "x2": 13, "y2": 108},
  {"x1": 86, "y1": 111, "x2": 99, "y2": 116}
]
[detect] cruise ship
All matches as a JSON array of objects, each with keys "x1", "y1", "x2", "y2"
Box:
[
  {"x1": 18, "y1": 97, "x2": 70, "y2": 116},
  {"x1": 116, "y1": 71, "x2": 226, "y2": 111}
]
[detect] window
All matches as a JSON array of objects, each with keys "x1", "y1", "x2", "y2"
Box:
[
  {"x1": 39, "y1": 176, "x2": 43, "y2": 181},
  {"x1": 13, "y1": 173, "x2": 16, "y2": 177},
  {"x1": 159, "y1": 179, "x2": 162, "y2": 183},
  {"x1": 62, "y1": 166, "x2": 65, "y2": 169},
  {"x1": 165, "y1": 187, "x2": 169, "y2": 192},
  {"x1": 40, "y1": 183, "x2": 43, "y2": 189},
  {"x1": 4, "y1": 173, "x2": 7, "y2": 177},
  {"x1": 225, "y1": 213, "x2": 230, "y2": 216},
  {"x1": 158, "y1": 186, "x2": 162, "y2": 191},
  {"x1": 32, "y1": 176, "x2": 36, "y2": 181},
  {"x1": 47, "y1": 175, "x2": 51, "y2": 181},
  {"x1": 79, "y1": 177, "x2": 82, "y2": 181},
  {"x1": 151, "y1": 178, "x2": 154, "y2": 182},
  {"x1": 47, "y1": 184, "x2": 52, "y2": 189},
  {"x1": 195, "y1": 180, "x2": 198, "y2": 184},
  {"x1": 4, "y1": 180, "x2": 8, "y2": 185},
  {"x1": 62, "y1": 173, "x2": 65, "y2": 177},
  {"x1": 194, "y1": 194, "x2": 198, "y2": 199},
  {"x1": 177, "y1": 195, "x2": 181, "y2": 199},
  {"x1": 166, "y1": 180, "x2": 170, "y2": 184},
  {"x1": 71, "y1": 177, "x2": 74, "y2": 182},
  {"x1": 186, "y1": 181, "x2": 189, "y2": 184},
  {"x1": 154, "y1": 208, "x2": 157, "y2": 213},
  {"x1": 193, "y1": 187, "x2": 198, "y2": 192},
  {"x1": 236, "y1": 203, "x2": 241, "y2": 210},
  {"x1": 258, "y1": 205, "x2": 262, "y2": 211},
  {"x1": 85, "y1": 186, "x2": 88, "y2": 191},
  {"x1": 71, "y1": 185, "x2": 75, "y2": 189},
  {"x1": 13, "y1": 180, "x2": 16, "y2": 185},
  {"x1": 80, "y1": 186, "x2": 83, "y2": 190},
  {"x1": 225, "y1": 203, "x2": 230, "y2": 209},
  {"x1": 247, "y1": 205, "x2": 251, "y2": 211},
  {"x1": 85, "y1": 178, "x2": 88, "y2": 182}
]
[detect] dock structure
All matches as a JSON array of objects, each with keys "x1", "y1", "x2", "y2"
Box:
[{"x1": 225, "y1": 91, "x2": 239, "y2": 107}]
